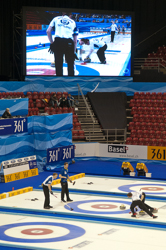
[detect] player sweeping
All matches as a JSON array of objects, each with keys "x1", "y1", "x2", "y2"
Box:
[
  {"x1": 42, "y1": 173, "x2": 58, "y2": 209},
  {"x1": 127, "y1": 190, "x2": 158, "y2": 219},
  {"x1": 77, "y1": 38, "x2": 107, "y2": 64},
  {"x1": 59, "y1": 162, "x2": 73, "y2": 203}
]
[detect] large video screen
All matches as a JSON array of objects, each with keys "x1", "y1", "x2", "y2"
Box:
[{"x1": 23, "y1": 7, "x2": 133, "y2": 77}]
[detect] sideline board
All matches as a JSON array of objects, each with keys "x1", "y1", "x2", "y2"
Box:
[
  {"x1": 147, "y1": 146, "x2": 166, "y2": 161},
  {"x1": 3, "y1": 168, "x2": 38, "y2": 183},
  {"x1": 75, "y1": 143, "x2": 166, "y2": 162},
  {"x1": 75, "y1": 143, "x2": 147, "y2": 160},
  {"x1": 1, "y1": 156, "x2": 38, "y2": 183}
]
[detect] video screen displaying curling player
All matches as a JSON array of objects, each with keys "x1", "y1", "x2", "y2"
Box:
[{"x1": 23, "y1": 7, "x2": 133, "y2": 76}]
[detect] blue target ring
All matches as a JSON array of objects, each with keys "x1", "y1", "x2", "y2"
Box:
[
  {"x1": 65, "y1": 199, "x2": 131, "y2": 214},
  {"x1": 76, "y1": 64, "x2": 100, "y2": 76},
  {"x1": 26, "y1": 62, "x2": 99, "y2": 76},
  {"x1": 0, "y1": 222, "x2": 85, "y2": 243},
  {"x1": 118, "y1": 183, "x2": 166, "y2": 195}
]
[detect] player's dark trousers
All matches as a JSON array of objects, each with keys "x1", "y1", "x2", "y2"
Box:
[
  {"x1": 53, "y1": 37, "x2": 75, "y2": 76},
  {"x1": 97, "y1": 44, "x2": 107, "y2": 63},
  {"x1": 61, "y1": 182, "x2": 70, "y2": 201},
  {"x1": 142, "y1": 192, "x2": 153, "y2": 210},
  {"x1": 43, "y1": 184, "x2": 50, "y2": 208},
  {"x1": 130, "y1": 200, "x2": 153, "y2": 216},
  {"x1": 111, "y1": 31, "x2": 115, "y2": 42}
]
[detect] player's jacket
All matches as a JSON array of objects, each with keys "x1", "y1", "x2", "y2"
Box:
[
  {"x1": 43, "y1": 175, "x2": 53, "y2": 186},
  {"x1": 89, "y1": 38, "x2": 106, "y2": 49},
  {"x1": 49, "y1": 15, "x2": 78, "y2": 39}
]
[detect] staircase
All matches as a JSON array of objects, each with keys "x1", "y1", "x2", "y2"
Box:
[{"x1": 74, "y1": 95, "x2": 106, "y2": 142}]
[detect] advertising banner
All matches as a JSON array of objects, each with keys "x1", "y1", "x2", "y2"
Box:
[
  {"x1": 147, "y1": 146, "x2": 166, "y2": 161},
  {"x1": 75, "y1": 143, "x2": 99, "y2": 158},
  {"x1": 0, "y1": 117, "x2": 27, "y2": 136},
  {"x1": 99, "y1": 144, "x2": 147, "y2": 160},
  {"x1": 47, "y1": 145, "x2": 75, "y2": 164},
  {"x1": 4, "y1": 168, "x2": 38, "y2": 183},
  {"x1": 75, "y1": 143, "x2": 147, "y2": 160}
]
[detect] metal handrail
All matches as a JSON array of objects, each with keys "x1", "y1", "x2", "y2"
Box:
[
  {"x1": 134, "y1": 58, "x2": 166, "y2": 73},
  {"x1": 86, "y1": 128, "x2": 127, "y2": 143},
  {"x1": 77, "y1": 83, "x2": 96, "y2": 131}
]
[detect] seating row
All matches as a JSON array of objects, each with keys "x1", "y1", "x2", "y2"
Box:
[
  {"x1": 147, "y1": 45, "x2": 166, "y2": 59},
  {"x1": 132, "y1": 92, "x2": 166, "y2": 100},
  {"x1": 128, "y1": 121, "x2": 166, "y2": 131},
  {"x1": 126, "y1": 137, "x2": 166, "y2": 146},
  {"x1": 131, "y1": 114, "x2": 166, "y2": 123},
  {"x1": 130, "y1": 129, "x2": 166, "y2": 139},
  {"x1": 157, "y1": 46, "x2": 166, "y2": 53},
  {"x1": 131, "y1": 106, "x2": 166, "y2": 115},
  {"x1": 72, "y1": 130, "x2": 85, "y2": 140},
  {"x1": 28, "y1": 107, "x2": 39, "y2": 116},
  {"x1": 27, "y1": 91, "x2": 68, "y2": 96},
  {"x1": 44, "y1": 107, "x2": 75, "y2": 114},
  {"x1": 26, "y1": 92, "x2": 68, "y2": 101},
  {"x1": 143, "y1": 59, "x2": 166, "y2": 68},
  {"x1": 0, "y1": 92, "x2": 25, "y2": 98},
  {"x1": 130, "y1": 100, "x2": 166, "y2": 108}
]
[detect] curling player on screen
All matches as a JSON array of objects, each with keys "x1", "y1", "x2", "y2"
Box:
[
  {"x1": 47, "y1": 12, "x2": 78, "y2": 76},
  {"x1": 77, "y1": 38, "x2": 107, "y2": 64}
]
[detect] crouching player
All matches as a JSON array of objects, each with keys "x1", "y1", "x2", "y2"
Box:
[{"x1": 127, "y1": 190, "x2": 158, "y2": 219}]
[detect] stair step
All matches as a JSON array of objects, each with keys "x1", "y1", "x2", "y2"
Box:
[
  {"x1": 81, "y1": 123, "x2": 100, "y2": 125},
  {"x1": 77, "y1": 114, "x2": 96, "y2": 117},
  {"x1": 84, "y1": 129, "x2": 102, "y2": 132},
  {"x1": 78, "y1": 117, "x2": 96, "y2": 120},
  {"x1": 81, "y1": 125, "x2": 101, "y2": 128},
  {"x1": 85, "y1": 132, "x2": 104, "y2": 136},
  {"x1": 83, "y1": 129, "x2": 102, "y2": 132},
  {"x1": 76, "y1": 110, "x2": 94, "y2": 113},
  {"x1": 78, "y1": 119, "x2": 97, "y2": 122},
  {"x1": 77, "y1": 108, "x2": 93, "y2": 111},
  {"x1": 86, "y1": 136, "x2": 106, "y2": 139},
  {"x1": 80, "y1": 121, "x2": 99, "y2": 124}
]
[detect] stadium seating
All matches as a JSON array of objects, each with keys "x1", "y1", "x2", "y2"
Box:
[
  {"x1": 78, "y1": 130, "x2": 85, "y2": 140},
  {"x1": 72, "y1": 131, "x2": 79, "y2": 140},
  {"x1": 127, "y1": 91, "x2": 166, "y2": 146},
  {"x1": 126, "y1": 137, "x2": 132, "y2": 144},
  {"x1": 143, "y1": 45, "x2": 166, "y2": 69}
]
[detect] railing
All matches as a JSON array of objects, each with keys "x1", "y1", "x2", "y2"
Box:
[
  {"x1": 77, "y1": 83, "x2": 96, "y2": 131},
  {"x1": 134, "y1": 58, "x2": 166, "y2": 73},
  {"x1": 85, "y1": 128, "x2": 127, "y2": 143}
]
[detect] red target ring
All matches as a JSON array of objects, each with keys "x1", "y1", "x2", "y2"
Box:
[
  {"x1": 27, "y1": 68, "x2": 55, "y2": 75},
  {"x1": 21, "y1": 228, "x2": 53, "y2": 235},
  {"x1": 91, "y1": 204, "x2": 117, "y2": 209},
  {"x1": 141, "y1": 187, "x2": 164, "y2": 191}
]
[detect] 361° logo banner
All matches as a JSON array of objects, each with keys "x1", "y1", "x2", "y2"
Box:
[{"x1": 47, "y1": 145, "x2": 75, "y2": 164}]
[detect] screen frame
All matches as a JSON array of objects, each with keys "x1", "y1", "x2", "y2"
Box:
[{"x1": 22, "y1": 6, "x2": 134, "y2": 78}]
